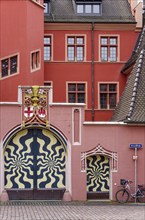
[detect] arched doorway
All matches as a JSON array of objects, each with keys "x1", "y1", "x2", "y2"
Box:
[{"x1": 4, "y1": 127, "x2": 67, "y2": 200}]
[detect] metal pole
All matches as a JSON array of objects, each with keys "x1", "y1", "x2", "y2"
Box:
[{"x1": 134, "y1": 148, "x2": 137, "y2": 203}]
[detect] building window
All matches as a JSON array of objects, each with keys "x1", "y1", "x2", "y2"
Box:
[
  {"x1": 76, "y1": 1, "x2": 102, "y2": 15},
  {"x1": 44, "y1": 36, "x2": 51, "y2": 61},
  {"x1": 44, "y1": 0, "x2": 50, "y2": 14},
  {"x1": 68, "y1": 83, "x2": 86, "y2": 103},
  {"x1": 31, "y1": 50, "x2": 40, "y2": 71},
  {"x1": 1, "y1": 54, "x2": 18, "y2": 78},
  {"x1": 100, "y1": 36, "x2": 118, "y2": 62},
  {"x1": 67, "y1": 36, "x2": 85, "y2": 61},
  {"x1": 99, "y1": 83, "x2": 117, "y2": 109}
]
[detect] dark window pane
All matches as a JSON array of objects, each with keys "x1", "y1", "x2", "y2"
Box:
[
  {"x1": 36, "y1": 52, "x2": 39, "y2": 68},
  {"x1": 100, "y1": 84, "x2": 107, "y2": 92},
  {"x1": 78, "y1": 84, "x2": 85, "y2": 91},
  {"x1": 68, "y1": 84, "x2": 76, "y2": 91},
  {"x1": 10, "y1": 56, "x2": 17, "y2": 74},
  {"x1": 100, "y1": 94, "x2": 107, "y2": 109},
  {"x1": 109, "y1": 94, "x2": 116, "y2": 109},
  {"x1": 78, "y1": 93, "x2": 85, "y2": 103},
  {"x1": 109, "y1": 84, "x2": 116, "y2": 91},
  {"x1": 1, "y1": 59, "x2": 9, "y2": 77},
  {"x1": 68, "y1": 93, "x2": 76, "y2": 103}
]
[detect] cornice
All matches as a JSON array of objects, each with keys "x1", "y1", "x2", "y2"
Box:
[{"x1": 44, "y1": 23, "x2": 136, "y2": 31}]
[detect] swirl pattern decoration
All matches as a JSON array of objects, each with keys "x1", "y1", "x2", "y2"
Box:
[
  {"x1": 4, "y1": 128, "x2": 66, "y2": 190},
  {"x1": 87, "y1": 155, "x2": 109, "y2": 192}
]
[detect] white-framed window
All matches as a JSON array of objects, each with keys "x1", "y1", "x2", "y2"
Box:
[
  {"x1": 0, "y1": 53, "x2": 19, "y2": 79},
  {"x1": 31, "y1": 50, "x2": 41, "y2": 72},
  {"x1": 99, "y1": 35, "x2": 120, "y2": 62},
  {"x1": 98, "y1": 82, "x2": 119, "y2": 110},
  {"x1": 66, "y1": 35, "x2": 86, "y2": 62},
  {"x1": 44, "y1": 35, "x2": 52, "y2": 61},
  {"x1": 67, "y1": 82, "x2": 87, "y2": 104}
]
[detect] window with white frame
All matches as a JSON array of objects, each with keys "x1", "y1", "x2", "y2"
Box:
[
  {"x1": 67, "y1": 36, "x2": 85, "y2": 61},
  {"x1": 44, "y1": 36, "x2": 51, "y2": 61},
  {"x1": 100, "y1": 36, "x2": 118, "y2": 62},
  {"x1": 68, "y1": 83, "x2": 86, "y2": 103},
  {"x1": 99, "y1": 83, "x2": 118, "y2": 109},
  {"x1": 0, "y1": 54, "x2": 19, "y2": 78},
  {"x1": 31, "y1": 50, "x2": 40, "y2": 71}
]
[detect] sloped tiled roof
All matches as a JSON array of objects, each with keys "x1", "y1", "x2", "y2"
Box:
[
  {"x1": 111, "y1": 27, "x2": 145, "y2": 123},
  {"x1": 45, "y1": 0, "x2": 135, "y2": 23}
]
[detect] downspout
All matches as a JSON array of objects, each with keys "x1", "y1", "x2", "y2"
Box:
[{"x1": 91, "y1": 22, "x2": 95, "y2": 121}]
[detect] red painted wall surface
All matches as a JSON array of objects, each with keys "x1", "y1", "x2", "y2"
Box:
[
  {"x1": 44, "y1": 27, "x2": 138, "y2": 121},
  {"x1": 0, "y1": 0, "x2": 44, "y2": 102}
]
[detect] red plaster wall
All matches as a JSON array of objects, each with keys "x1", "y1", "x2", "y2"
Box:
[
  {"x1": 44, "y1": 27, "x2": 138, "y2": 121},
  {"x1": 0, "y1": 0, "x2": 44, "y2": 102}
]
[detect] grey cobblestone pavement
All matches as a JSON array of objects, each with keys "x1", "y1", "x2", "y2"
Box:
[{"x1": 0, "y1": 201, "x2": 145, "y2": 220}]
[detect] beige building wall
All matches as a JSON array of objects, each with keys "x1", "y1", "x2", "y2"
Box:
[{"x1": 129, "y1": 0, "x2": 143, "y2": 29}]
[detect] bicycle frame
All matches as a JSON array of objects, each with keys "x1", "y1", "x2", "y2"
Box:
[{"x1": 117, "y1": 180, "x2": 145, "y2": 202}]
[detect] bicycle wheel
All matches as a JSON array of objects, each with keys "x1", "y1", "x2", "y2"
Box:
[
  {"x1": 115, "y1": 189, "x2": 129, "y2": 203},
  {"x1": 137, "y1": 190, "x2": 145, "y2": 203}
]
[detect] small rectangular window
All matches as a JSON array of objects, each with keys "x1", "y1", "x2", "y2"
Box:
[
  {"x1": 1, "y1": 54, "x2": 19, "y2": 78},
  {"x1": 31, "y1": 50, "x2": 40, "y2": 71},
  {"x1": 44, "y1": 36, "x2": 51, "y2": 61},
  {"x1": 67, "y1": 36, "x2": 85, "y2": 62},
  {"x1": 76, "y1": 3, "x2": 101, "y2": 15},
  {"x1": 1, "y1": 59, "x2": 9, "y2": 77},
  {"x1": 10, "y1": 56, "x2": 17, "y2": 74},
  {"x1": 100, "y1": 36, "x2": 118, "y2": 62},
  {"x1": 99, "y1": 83, "x2": 117, "y2": 109},
  {"x1": 44, "y1": 1, "x2": 50, "y2": 14},
  {"x1": 68, "y1": 83, "x2": 86, "y2": 103}
]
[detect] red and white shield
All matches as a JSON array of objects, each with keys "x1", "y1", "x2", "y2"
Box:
[
  {"x1": 24, "y1": 106, "x2": 33, "y2": 118},
  {"x1": 38, "y1": 107, "x2": 46, "y2": 118}
]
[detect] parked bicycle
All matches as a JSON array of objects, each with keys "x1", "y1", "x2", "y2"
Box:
[{"x1": 115, "y1": 179, "x2": 145, "y2": 203}]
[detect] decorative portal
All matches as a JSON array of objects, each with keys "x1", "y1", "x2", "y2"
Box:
[
  {"x1": 81, "y1": 144, "x2": 118, "y2": 172},
  {"x1": 86, "y1": 155, "x2": 109, "y2": 193},
  {"x1": 4, "y1": 128, "x2": 66, "y2": 190},
  {"x1": 21, "y1": 86, "x2": 50, "y2": 127}
]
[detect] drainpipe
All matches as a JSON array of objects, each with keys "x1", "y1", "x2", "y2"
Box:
[{"x1": 91, "y1": 22, "x2": 95, "y2": 121}]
